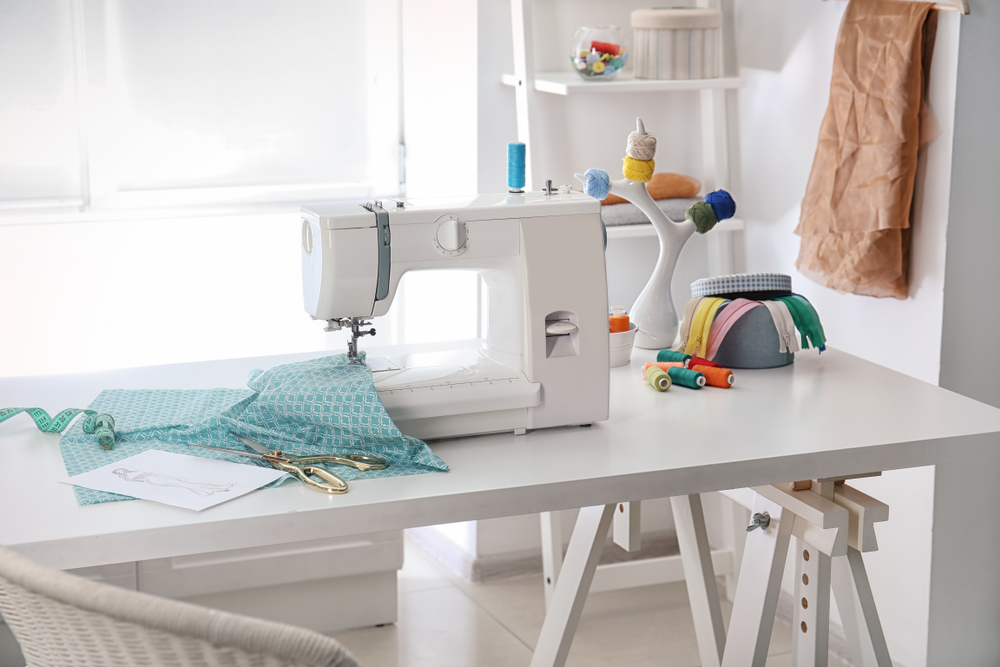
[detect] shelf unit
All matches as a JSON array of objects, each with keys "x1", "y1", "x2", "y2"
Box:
[
  {"x1": 507, "y1": 0, "x2": 745, "y2": 621},
  {"x1": 501, "y1": 71, "x2": 746, "y2": 96},
  {"x1": 508, "y1": 0, "x2": 741, "y2": 277}
]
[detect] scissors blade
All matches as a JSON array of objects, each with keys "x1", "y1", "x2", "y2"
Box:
[
  {"x1": 188, "y1": 442, "x2": 266, "y2": 460},
  {"x1": 232, "y1": 434, "x2": 271, "y2": 454}
]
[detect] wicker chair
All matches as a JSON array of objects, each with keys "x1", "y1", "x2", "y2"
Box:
[{"x1": 0, "y1": 545, "x2": 361, "y2": 667}]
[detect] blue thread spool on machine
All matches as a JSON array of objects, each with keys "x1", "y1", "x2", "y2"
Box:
[{"x1": 507, "y1": 142, "x2": 526, "y2": 193}]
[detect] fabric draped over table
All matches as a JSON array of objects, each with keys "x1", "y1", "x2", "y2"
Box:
[
  {"x1": 795, "y1": 0, "x2": 938, "y2": 299},
  {"x1": 59, "y1": 354, "x2": 449, "y2": 505}
]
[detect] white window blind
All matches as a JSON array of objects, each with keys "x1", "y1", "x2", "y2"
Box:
[{"x1": 0, "y1": 0, "x2": 401, "y2": 215}]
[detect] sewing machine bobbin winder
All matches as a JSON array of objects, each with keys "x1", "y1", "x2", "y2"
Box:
[{"x1": 301, "y1": 191, "x2": 610, "y2": 441}]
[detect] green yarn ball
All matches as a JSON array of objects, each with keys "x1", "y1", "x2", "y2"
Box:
[{"x1": 686, "y1": 201, "x2": 719, "y2": 234}]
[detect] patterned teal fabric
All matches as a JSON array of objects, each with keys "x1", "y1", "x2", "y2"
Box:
[{"x1": 60, "y1": 354, "x2": 449, "y2": 505}]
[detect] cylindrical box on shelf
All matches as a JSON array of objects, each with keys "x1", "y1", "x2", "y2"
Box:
[{"x1": 631, "y1": 8, "x2": 721, "y2": 80}]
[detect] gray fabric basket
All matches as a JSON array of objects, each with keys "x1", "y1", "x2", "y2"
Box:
[{"x1": 711, "y1": 304, "x2": 794, "y2": 369}]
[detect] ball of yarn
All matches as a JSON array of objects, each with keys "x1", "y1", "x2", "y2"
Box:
[
  {"x1": 705, "y1": 189, "x2": 736, "y2": 221},
  {"x1": 583, "y1": 168, "x2": 610, "y2": 200},
  {"x1": 686, "y1": 201, "x2": 718, "y2": 234},
  {"x1": 626, "y1": 131, "x2": 657, "y2": 161},
  {"x1": 622, "y1": 156, "x2": 655, "y2": 183}
]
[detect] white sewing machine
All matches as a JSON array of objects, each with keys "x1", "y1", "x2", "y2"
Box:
[{"x1": 301, "y1": 191, "x2": 610, "y2": 440}]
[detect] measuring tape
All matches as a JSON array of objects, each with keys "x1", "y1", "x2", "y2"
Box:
[{"x1": 0, "y1": 407, "x2": 116, "y2": 450}]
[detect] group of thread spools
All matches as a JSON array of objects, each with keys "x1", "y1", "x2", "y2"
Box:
[
  {"x1": 581, "y1": 124, "x2": 736, "y2": 233},
  {"x1": 639, "y1": 274, "x2": 829, "y2": 393},
  {"x1": 608, "y1": 308, "x2": 733, "y2": 392},
  {"x1": 643, "y1": 351, "x2": 734, "y2": 392}
]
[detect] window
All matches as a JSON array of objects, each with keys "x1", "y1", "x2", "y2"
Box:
[{"x1": 0, "y1": 1, "x2": 483, "y2": 377}]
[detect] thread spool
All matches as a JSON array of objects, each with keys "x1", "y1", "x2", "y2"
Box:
[
  {"x1": 583, "y1": 168, "x2": 610, "y2": 200},
  {"x1": 643, "y1": 361, "x2": 684, "y2": 373},
  {"x1": 507, "y1": 142, "x2": 526, "y2": 193},
  {"x1": 610, "y1": 306, "x2": 630, "y2": 333},
  {"x1": 622, "y1": 156, "x2": 655, "y2": 182},
  {"x1": 667, "y1": 367, "x2": 706, "y2": 389},
  {"x1": 705, "y1": 189, "x2": 737, "y2": 221},
  {"x1": 692, "y1": 365, "x2": 735, "y2": 388},
  {"x1": 645, "y1": 366, "x2": 672, "y2": 391},
  {"x1": 685, "y1": 356, "x2": 720, "y2": 370},
  {"x1": 656, "y1": 349, "x2": 691, "y2": 364},
  {"x1": 626, "y1": 131, "x2": 657, "y2": 161}
]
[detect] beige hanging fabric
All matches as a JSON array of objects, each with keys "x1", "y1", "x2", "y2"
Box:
[{"x1": 795, "y1": 0, "x2": 938, "y2": 299}]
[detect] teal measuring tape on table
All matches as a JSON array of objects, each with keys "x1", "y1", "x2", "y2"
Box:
[{"x1": 0, "y1": 407, "x2": 116, "y2": 449}]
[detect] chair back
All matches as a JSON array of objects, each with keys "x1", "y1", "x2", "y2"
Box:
[{"x1": 0, "y1": 545, "x2": 360, "y2": 667}]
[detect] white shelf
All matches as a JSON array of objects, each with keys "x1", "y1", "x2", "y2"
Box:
[
  {"x1": 605, "y1": 217, "x2": 744, "y2": 240},
  {"x1": 501, "y1": 71, "x2": 746, "y2": 96}
]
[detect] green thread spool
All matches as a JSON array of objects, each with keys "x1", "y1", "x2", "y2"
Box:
[
  {"x1": 645, "y1": 366, "x2": 672, "y2": 391},
  {"x1": 656, "y1": 349, "x2": 692, "y2": 364},
  {"x1": 667, "y1": 367, "x2": 706, "y2": 389}
]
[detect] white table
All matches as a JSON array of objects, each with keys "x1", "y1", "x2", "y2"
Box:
[{"x1": 3, "y1": 348, "x2": 1000, "y2": 662}]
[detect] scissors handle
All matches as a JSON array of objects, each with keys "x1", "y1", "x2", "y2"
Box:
[
  {"x1": 272, "y1": 460, "x2": 348, "y2": 494},
  {"x1": 284, "y1": 452, "x2": 388, "y2": 472}
]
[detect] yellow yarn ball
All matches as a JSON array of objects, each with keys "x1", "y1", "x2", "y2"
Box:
[{"x1": 622, "y1": 156, "x2": 655, "y2": 183}]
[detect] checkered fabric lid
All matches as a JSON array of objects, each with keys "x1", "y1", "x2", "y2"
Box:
[{"x1": 691, "y1": 272, "x2": 792, "y2": 298}]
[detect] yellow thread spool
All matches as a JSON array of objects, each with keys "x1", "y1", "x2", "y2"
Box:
[{"x1": 622, "y1": 156, "x2": 655, "y2": 182}]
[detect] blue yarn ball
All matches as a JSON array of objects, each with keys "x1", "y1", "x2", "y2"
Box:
[
  {"x1": 583, "y1": 168, "x2": 610, "y2": 200},
  {"x1": 705, "y1": 189, "x2": 736, "y2": 221}
]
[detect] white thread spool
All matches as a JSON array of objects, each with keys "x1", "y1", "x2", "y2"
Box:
[{"x1": 626, "y1": 131, "x2": 657, "y2": 161}]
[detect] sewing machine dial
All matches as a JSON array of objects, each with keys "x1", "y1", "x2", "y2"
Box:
[{"x1": 433, "y1": 214, "x2": 470, "y2": 256}]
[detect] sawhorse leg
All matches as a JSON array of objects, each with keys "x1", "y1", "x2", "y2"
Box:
[
  {"x1": 672, "y1": 494, "x2": 727, "y2": 667},
  {"x1": 723, "y1": 481, "x2": 892, "y2": 667},
  {"x1": 531, "y1": 504, "x2": 616, "y2": 667},
  {"x1": 722, "y1": 496, "x2": 794, "y2": 667},
  {"x1": 794, "y1": 481, "x2": 835, "y2": 667},
  {"x1": 831, "y1": 548, "x2": 891, "y2": 667},
  {"x1": 540, "y1": 511, "x2": 563, "y2": 608},
  {"x1": 535, "y1": 498, "x2": 728, "y2": 667}
]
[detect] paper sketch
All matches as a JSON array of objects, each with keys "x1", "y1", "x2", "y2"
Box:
[
  {"x1": 64, "y1": 448, "x2": 286, "y2": 511},
  {"x1": 111, "y1": 468, "x2": 234, "y2": 496}
]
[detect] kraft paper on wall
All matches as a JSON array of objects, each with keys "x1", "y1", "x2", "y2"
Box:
[{"x1": 795, "y1": 0, "x2": 938, "y2": 299}]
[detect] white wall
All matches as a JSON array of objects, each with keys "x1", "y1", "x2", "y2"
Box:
[
  {"x1": 736, "y1": 3, "x2": 962, "y2": 665},
  {"x1": 928, "y1": 1, "x2": 1000, "y2": 663}
]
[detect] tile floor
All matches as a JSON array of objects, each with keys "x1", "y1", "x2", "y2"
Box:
[{"x1": 333, "y1": 539, "x2": 849, "y2": 667}]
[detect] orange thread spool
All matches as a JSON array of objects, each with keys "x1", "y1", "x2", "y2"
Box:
[
  {"x1": 609, "y1": 305, "x2": 630, "y2": 333},
  {"x1": 691, "y1": 365, "x2": 734, "y2": 388},
  {"x1": 643, "y1": 361, "x2": 684, "y2": 373}
]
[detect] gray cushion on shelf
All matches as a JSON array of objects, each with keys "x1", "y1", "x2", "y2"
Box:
[{"x1": 600, "y1": 197, "x2": 701, "y2": 227}]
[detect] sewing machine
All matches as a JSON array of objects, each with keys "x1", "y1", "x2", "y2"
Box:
[{"x1": 301, "y1": 192, "x2": 610, "y2": 440}]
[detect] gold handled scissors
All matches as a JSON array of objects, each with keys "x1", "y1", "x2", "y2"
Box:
[{"x1": 188, "y1": 435, "x2": 387, "y2": 495}]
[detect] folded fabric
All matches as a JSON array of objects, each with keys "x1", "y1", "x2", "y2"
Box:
[
  {"x1": 603, "y1": 172, "x2": 701, "y2": 206},
  {"x1": 706, "y1": 298, "x2": 761, "y2": 361},
  {"x1": 59, "y1": 353, "x2": 449, "y2": 506},
  {"x1": 600, "y1": 197, "x2": 700, "y2": 227},
  {"x1": 774, "y1": 295, "x2": 827, "y2": 352},
  {"x1": 684, "y1": 298, "x2": 729, "y2": 357},
  {"x1": 760, "y1": 300, "x2": 802, "y2": 355},
  {"x1": 678, "y1": 296, "x2": 706, "y2": 352},
  {"x1": 795, "y1": 0, "x2": 938, "y2": 299}
]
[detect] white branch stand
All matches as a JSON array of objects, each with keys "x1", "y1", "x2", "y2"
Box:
[{"x1": 604, "y1": 178, "x2": 696, "y2": 350}]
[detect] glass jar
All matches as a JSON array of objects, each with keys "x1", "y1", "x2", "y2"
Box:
[{"x1": 569, "y1": 26, "x2": 628, "y2": 81}]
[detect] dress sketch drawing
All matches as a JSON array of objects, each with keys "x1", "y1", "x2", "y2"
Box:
[{"x1": 112, "y1": 468, "x2": 234, "y2": 496}]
